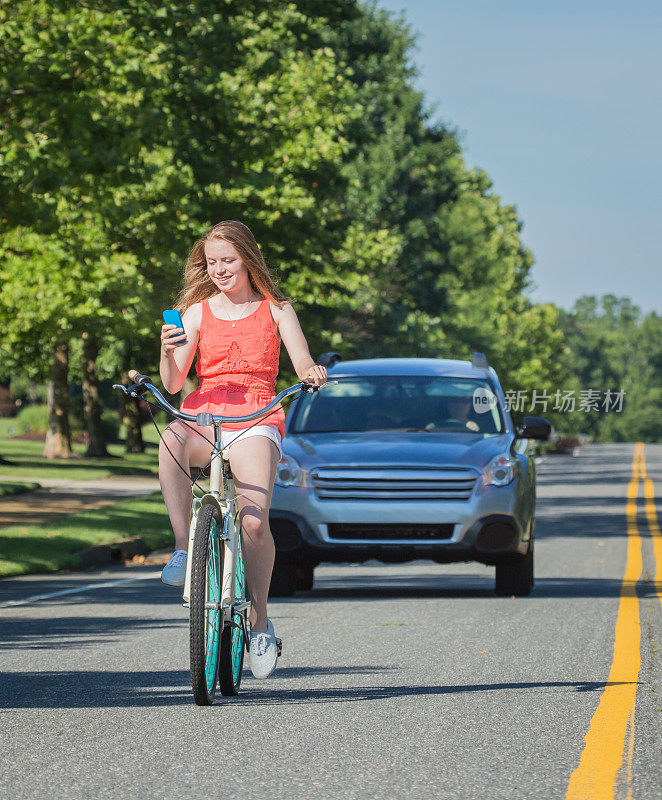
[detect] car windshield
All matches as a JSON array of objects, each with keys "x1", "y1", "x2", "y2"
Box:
[{"x1": 290, "y1": 375, "x2": 504, "y2": 434}]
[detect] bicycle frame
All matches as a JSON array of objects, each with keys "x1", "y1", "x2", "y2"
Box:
[
  {"x1": 182, "y1": 424, "x2": 246, "y2": 633},
  {"x1": 113, "y1": 374, "x2": 335, "y2": 633}
]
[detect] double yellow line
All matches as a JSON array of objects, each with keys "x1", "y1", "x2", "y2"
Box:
[{"x1": 566, "y1": 442, "x2": 661, "y2": 799}]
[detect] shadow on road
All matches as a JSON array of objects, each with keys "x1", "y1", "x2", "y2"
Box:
[
  {"x1": 235, "y1": 679, "x2": 637, "y2": 706},
  {"x1": 0, "y1": 575, "x2": 183, "y2": 608},
  {"x1": 0, "y1": 615, "x2": 183, "y2": 650},
  {"x1": 290, "y1": 575, "x2": 641, "y2": 600},
  {"x1": 0, "y1": 669, "x2": 192, "y2": 708},
  {"x1": 0, "y1": 670, "x2": 636, "y2": 709},
  {"x1": 0, "y1": 570, "x2": 645, "y2": 618},
  {"x1": 537, "y1": 496, "x2": 626, "y2": 509},
  {"x1": 535, "y1": 504, "x2": 659, "y2": 539},
  {"x1": 537, "y1": 471, "x2": 629, "y2": 486}
]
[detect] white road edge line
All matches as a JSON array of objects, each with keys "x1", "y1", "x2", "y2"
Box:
[{"x1": 0, "y1": 571, "x2": 163, "y2": 608}]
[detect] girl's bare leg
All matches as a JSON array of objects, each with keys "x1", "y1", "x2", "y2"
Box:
[
  {"x1": 227, "y1": 435, "x2": 280, "y2": 633},
  {"x1": 158, "y1": 420, "x2": 213, "y2": 550}
]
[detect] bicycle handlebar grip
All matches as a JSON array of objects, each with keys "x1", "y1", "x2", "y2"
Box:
[{"x1": 128, "y1": 370, "x2": 151, "y2": 387}]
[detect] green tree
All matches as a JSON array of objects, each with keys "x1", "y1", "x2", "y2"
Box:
[
  {"x1": 560, "y1": 295, "x2": 662, "y2": 442},
  {"x1": 1, "y1": 0, "x2": 579, "y2": 461},
  {"x1": 0, "y1": 227, "x2": 150, "y2": 455},
  {"x1": 0, "y1": 1, "x2": 169, "y2": 455},
  {"x1": 327, "y1": 4, "x2": 570, "y2": 401},
  {"x1": 1, "y1": 1, "x2": 357, "y2": 453}
]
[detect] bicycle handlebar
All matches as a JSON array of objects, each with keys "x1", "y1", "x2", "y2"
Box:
[{"x1": 112, "y1": 370, "x2": 336, "y2": 427}]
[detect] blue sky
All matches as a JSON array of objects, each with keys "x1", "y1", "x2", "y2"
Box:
[{"x1": 376, "y1": 0, "x2": 661, "y2": 314}]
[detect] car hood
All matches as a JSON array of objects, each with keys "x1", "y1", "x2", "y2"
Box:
[{"x1": 283, "y1": 431, "x2": 515, "y2": 471}]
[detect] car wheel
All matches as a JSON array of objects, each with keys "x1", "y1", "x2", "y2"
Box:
[
  {"x1": 269, "y1": 557, "x2": 296, "y2": 597},
  {"x1": 295, "y1": 563, "x2": 315, "y2": 591},
  {"x1": 495, "y1": 537, "x2": 534, "y2": 597}
]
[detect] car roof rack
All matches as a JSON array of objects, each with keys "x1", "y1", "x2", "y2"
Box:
[
  {"x1": 472, "y1": 352, "x2": 489, "y2": 371},
  {"x1": 317, "y1": 351, "x2": 343, "y2": 368}
]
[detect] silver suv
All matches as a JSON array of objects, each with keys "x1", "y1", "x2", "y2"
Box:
[{"x1": 269, "y1": 355, "x2": 550, "y2": 597}]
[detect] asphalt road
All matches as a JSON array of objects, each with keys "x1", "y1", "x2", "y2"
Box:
[{"x1": 1, "y1": 443, "x2": 661, "y2": 800}]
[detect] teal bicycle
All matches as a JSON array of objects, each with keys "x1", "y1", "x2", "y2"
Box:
[{"x1": 114, "y1": 370, "x2": 330, "y2": 705}]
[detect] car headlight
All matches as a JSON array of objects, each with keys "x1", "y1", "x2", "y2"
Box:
[
  {"x1": 481, "y1": 454, "x2": 516, "y2": 487},
  {"x1": 275, "y1": 454, "x2": 306, "y2": 487}
]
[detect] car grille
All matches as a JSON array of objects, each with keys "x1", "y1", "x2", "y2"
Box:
[
  {"x1": 310, "y1": 467, "x2": 479, "y2": 501},
  {"x1": 327, "y1": 523, "x2": 455, "y2": 541}
]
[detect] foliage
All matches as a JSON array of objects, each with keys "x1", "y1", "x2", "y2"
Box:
[
  {"x1": 15, "y1": 403, "x2": 49, "y2": 434},
  {"x1": 559, "y1": 295, "x2": 662, "y2": 442},
  {"x1": 0, "y1": 0, "x2": 595, "y2": 445},
  {"x1": 322, "y1": 4, "x2": 572, "y2": 403},
  {"x1": 0, "y1": 1, "x2": 360, "y2": 389}
]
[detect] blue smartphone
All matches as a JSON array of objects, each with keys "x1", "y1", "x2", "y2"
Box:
[{"x1": 162, "y1": 309, "x2": 187, "y2": 345}]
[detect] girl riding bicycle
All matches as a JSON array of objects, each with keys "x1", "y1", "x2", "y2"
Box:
[{"x1": 158, "y1": 220, "x2": 327, "y2": 679}]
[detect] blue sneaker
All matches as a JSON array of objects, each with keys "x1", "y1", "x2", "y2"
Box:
[{"x1": 161, "y1": 549, "x2": 187, "y2": 586}]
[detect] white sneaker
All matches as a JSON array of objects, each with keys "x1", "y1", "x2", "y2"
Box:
[
  {"x1": 249, "y1": 619, "x2": 278, "y2": 680},
  {"x1": 161, "y1": 549, "x2": 187, "y2": 586}
]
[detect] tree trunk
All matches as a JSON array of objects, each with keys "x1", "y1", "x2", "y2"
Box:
[
  {"x1": 82, "y1": 331, "x2": 108, "y2": 457},
  {"x1": 44, "y1": 342, "x2": 73, "y2": 459},
  {"x1": 122, "y1": 370, "x2": 144, "y2": 453}
]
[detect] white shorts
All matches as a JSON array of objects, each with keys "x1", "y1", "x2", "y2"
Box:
[{"x1": 220, "y1": 424, "x2": 282, "y2": 461}]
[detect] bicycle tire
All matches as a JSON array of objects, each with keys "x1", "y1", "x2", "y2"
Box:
[
  {"x1": 189, "y1": 503, "x2": 223, "y2": 705},
  {"x1": 218, "y1": 530, "x2": 246, "y2": 695}
]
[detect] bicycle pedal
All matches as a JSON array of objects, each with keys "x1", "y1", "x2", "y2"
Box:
[{"x1": 276, "y1": 637, "x2": 282, "y2": 657}]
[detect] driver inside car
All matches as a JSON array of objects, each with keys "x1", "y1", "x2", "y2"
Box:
[{"x1": 443, "y1": 394, "x2": 480, "y2": 432}]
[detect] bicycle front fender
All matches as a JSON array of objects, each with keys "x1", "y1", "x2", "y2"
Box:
[
  {"x1": 182, "y1": 500, "x2": 200, "y2": 604},
  {"x1": 200, "y1": 493, "x2": 222, "y2": 516}
]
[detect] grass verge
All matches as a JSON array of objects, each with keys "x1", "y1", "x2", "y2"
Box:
[
  {"x1": 0, "y1": 491, "x2": 173, "y2": 579},
  {"x1": 0, "y1": 426, "x2": 160, "y2": 480},
  {"x1": 0, "y1": 481, "x2": 40, "y2": 498}
]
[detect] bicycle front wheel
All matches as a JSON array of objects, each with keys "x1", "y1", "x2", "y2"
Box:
[
  {"x1": 218, "y1": 530, "x2": 247, "y2": 695},
  {"x1": 189, "y1": 504, "x2": 223, "y2": 705}
]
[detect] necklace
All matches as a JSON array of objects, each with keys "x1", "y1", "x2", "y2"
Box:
[{"x1": 217, "y1": 295, "x2": 259, "y2": 327}]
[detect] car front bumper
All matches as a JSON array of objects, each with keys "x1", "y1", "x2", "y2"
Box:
[{"x1": 269, "y1": 480, "x2": 531, "y2": 565}]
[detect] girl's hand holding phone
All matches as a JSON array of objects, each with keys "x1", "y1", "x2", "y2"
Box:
[
  {"x1": 160, "y1": 324, "x2": 188, "y2": 353},
  {"x1": 161, "y1": 309, "x2": 187, "y2": 354}
]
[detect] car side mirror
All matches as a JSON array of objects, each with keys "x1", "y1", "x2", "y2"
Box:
[{"x1": 516, "y1": 415, "x2": 551, "y2": 440}]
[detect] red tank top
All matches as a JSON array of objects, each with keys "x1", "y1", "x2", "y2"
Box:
[{"x1": 180, "y1": 296, "x2": 286, "y2": 439}]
